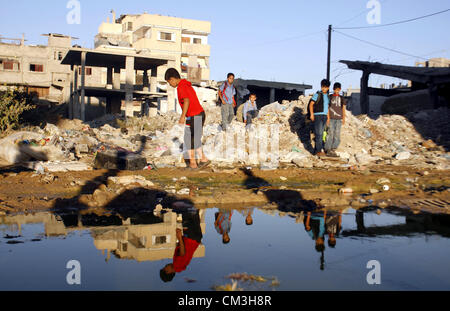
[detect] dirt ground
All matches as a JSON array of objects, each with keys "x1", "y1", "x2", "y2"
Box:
[{"x1": 0, "y1": 162, "x2": 449, "y2": 216}]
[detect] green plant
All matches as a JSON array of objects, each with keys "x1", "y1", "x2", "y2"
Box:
[{"x1": 0, "y1": 88, "x2": 35, "y2": 132}]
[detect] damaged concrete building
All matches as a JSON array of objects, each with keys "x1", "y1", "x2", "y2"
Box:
[
  {"x1": 0, "y1": 33, "x2": 91, "y2": 105},
  {"x1": 95, "y1": 10, "x2": 212, "y2": 110},
  {"x1": 61, "y1": 48, "x2": 175, "y2": 121},
  {"x1": 340, "y1": 60, "x2": 450, "y2": 116},
  {"x1": 1, "y1": 10, "x2": 213, "y2": 121}
]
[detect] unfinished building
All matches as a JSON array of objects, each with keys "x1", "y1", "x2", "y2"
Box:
[
  {"x1": 340, "y1": 60, "x2": 450, "y2": 115},
  {"x1": 95, "y1": 10, "x2": 211, "y2": 106},
  {"x1": 61, "y1": 48, "x2": 175, "y2": 121}
]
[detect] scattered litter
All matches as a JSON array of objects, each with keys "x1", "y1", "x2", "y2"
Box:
[{"x1": 339, "y1": 188, "x2": 353, "y2": 194}]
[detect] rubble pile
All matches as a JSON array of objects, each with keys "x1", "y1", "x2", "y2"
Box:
[{"x1": 0, "y1": 96, "x2": 448, "y2": 171}]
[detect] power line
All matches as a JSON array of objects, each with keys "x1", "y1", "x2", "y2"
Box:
[
  {"x1": 335, "y1": 8, "x2": 450, "y2": 30},
  {"x1": 334, "y1": 30, "x2": 428, "y2": 60}
]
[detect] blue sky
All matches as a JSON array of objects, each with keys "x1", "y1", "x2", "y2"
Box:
[{"x1": 1, "y1": 0, "x2": 449, "y2": 93}]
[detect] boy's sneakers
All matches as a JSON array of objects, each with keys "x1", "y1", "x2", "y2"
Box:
[
  {"x1": 326, "y1": 150, "x2": 339, "y2": 158},
  {"x1": 316, "y1": 151, "x2": 326, "y2": 157}
]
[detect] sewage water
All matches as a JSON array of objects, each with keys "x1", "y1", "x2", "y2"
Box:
[{"x1": 1, "y1": 206, "x2": 450, "y2": 291}]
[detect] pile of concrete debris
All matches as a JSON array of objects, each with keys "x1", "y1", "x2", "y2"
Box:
[{"x1": 0, "y1": 95, "x2": 448, "y2": 171}]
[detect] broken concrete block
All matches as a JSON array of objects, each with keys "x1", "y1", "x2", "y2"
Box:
[
  {"x1": 376, "y1": 178, "x2": 391, "y2": 185},
  {"x1": 395, "y1": 151, "x2": 411, "y2": 160},
  {"x1": 75, "y1": 144, "x2": 89, "y2": 154},
  {"x1": 107, "y1": 175, "x2": 154, "y2": 187},
  {"x1": 94, "y1": 150, "x2": 147, "y2": 170}
]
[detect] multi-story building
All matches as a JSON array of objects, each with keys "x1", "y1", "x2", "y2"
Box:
[
  {"x1": 95, "y1": 11, "x2": 211, "y2": 86},
  {"x1": 0, "y1": 33, "x2": 108, "y2": 118},
  {"x1": 0, "y1": 33, "x2": 75, "y2": 104}
]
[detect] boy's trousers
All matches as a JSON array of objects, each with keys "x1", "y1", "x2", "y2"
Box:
[
  {"x1": 324, "y1": 119, "x2": 342, "y2": 152},
  {"x1": 221, "y1": 103, "x2": 234, "y2": 131},
  {"x1": 313, "y1": 115, "x2": 327, "y2": 153}
]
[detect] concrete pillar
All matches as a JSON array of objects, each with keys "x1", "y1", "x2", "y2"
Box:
[
  {"x1": 106, "y1": 66, "x2": 113, "y2": 89},
  {"x1": 148, "y1": 99, "x2": 158, "y2": 117},
  {"x1": 80, "y1": 51, "x2": 86, "y2": 122},
  {"x1": 158, "y1": 98, "x2": 168, "y2": 114},
  {"x1": 143, "y1": 70, "x2": 149, "y2": 92},
  {"x1": 113, "y1": 67, "x2": 121, "y2": 90},
  {"x1": 150, "y1": 68, "x2": 157, "y2": 93},
  {"x1": 360, "y1": 71, "x2": 370, "y2": 115},
  {"x1": 73, "y1": 65, "x2": 79, "y2": 119},
  {"x1": 125, "y1": 56, "x2": 135, "y2": 117},
  {"x1": 166, "y1": 61, "x2": 177, "y2": 113},
  {"x1": 69, "y1": 65, "x2": 74, "y2": 119},
  {"x1": 269, "y1": 88, "x2": 275, "y2": 104}
]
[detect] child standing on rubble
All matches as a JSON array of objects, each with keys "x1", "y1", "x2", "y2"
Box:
[
  {"x1": 309, "y1": 79, "x2": 331, "y2": 157},
  {"x1": 165, "y1": 68, "x2": 211, "y2": 170},
  {"x1": 218, "y1": 73, "x2": 237, "y2": 131},
  {"x1": 324, "y1": 83, "x2": 346, "y2": 157}
]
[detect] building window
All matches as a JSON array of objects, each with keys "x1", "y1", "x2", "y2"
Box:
[
  {"x1": 155, "y1": 236, "x2": 167, "y2": 245},
  {"x1": 54, "y1": 51, "x2": 63, "y2": 61},
  {"x1": 78, "y1": 67, "x2": 92, "y2": 75},
  {"x1": 182, "y1": 37, "x2": 190, "y2": 44},
  {"x1": 193, "y1": 38, "x2": 202, "y2": 44},
  {"x1": 1, "y1": 59, "x2": 20, "y2": 71},
  {"x1": 123, "y1": 22, "x2": 133, "y2": 32},
  {"x1": 4, "y1": 61, "x2": 14, "y2": 70},
  {"x1": 29, "y1": 64, "x2": 44, "y2": 72},
  {"x1": 159, "y1": 32, "x2": 174, "y2": 42}
]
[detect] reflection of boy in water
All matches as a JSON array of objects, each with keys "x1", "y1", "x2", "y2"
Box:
[
  {"x1": 215, "y1": 208, "x2": 233, "y2": 244},
  {"x1": 326, "y1": 211, "x2": 342, "y2": 248},
  {"x1": 238, "y1": 207, "x2": 254, "y2": 226},
  {"x1": 304, "y1": 211, "x2": 327, "y2": 270},
  {"x1": 160, "y1": 210, "x2": 203, "y2": 283}
]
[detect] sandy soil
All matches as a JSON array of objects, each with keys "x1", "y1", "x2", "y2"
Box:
[{"x1": 0, "y1": 162, "x2": 449, "y2": 216}]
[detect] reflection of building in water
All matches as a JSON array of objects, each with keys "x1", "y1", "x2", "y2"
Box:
[
  {"x1": 0, "y1": 212, "x2": 67, "y2": 237},
  {"x1": 0, "y1": 210, "x2": 206, "y2": 262},
  {"x1": 93, "y1": 210, "x2": 206, "y2": 262}
]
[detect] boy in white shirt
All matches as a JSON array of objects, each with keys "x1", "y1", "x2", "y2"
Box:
[{"x1": 243, "y1": 93, "x2": 259, "y2": 130}]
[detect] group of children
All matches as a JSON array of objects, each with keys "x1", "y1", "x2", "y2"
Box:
[
  {"x1": 218, "y1": 72, "x2": 259, "y2": 131},
  {"x1": 164, "y1": 68, "x2": 347, "y2": 169},
  {"x1": 309, "y1": 79, "x2": 347, "y2": 157}
]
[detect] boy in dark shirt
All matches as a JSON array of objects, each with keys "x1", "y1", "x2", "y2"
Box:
[
  {"x1": 309, "y1": 79, "x2": 331, "y2": 157},
  {"x1": 325, "y1": 82, "x2": 346, "y2": 157}
]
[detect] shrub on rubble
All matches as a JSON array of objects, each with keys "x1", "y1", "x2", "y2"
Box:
[{"x1": 0, "y1": 87, "x2": 35, "y2": 133}]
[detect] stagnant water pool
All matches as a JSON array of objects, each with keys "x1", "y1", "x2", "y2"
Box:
[{"x1": 1, "y1": 206, "x2": 450, "y2": 291}]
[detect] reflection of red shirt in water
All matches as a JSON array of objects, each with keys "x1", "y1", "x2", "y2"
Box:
[{"x1": 173, "y1": 237, "x2": 200, "y2": 273}]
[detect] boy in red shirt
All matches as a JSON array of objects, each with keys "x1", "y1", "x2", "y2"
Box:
[
  {"x1": 160, "y1": 210, "x2": 203, "y2": 282},
  {"x1": 165, "y1": 68, "x2": 211, "y2": 169}
]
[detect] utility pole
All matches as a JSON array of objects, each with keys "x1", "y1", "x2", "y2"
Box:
[{"x1": 327, "y1": 24, "x2": 332, "y2": 81}]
